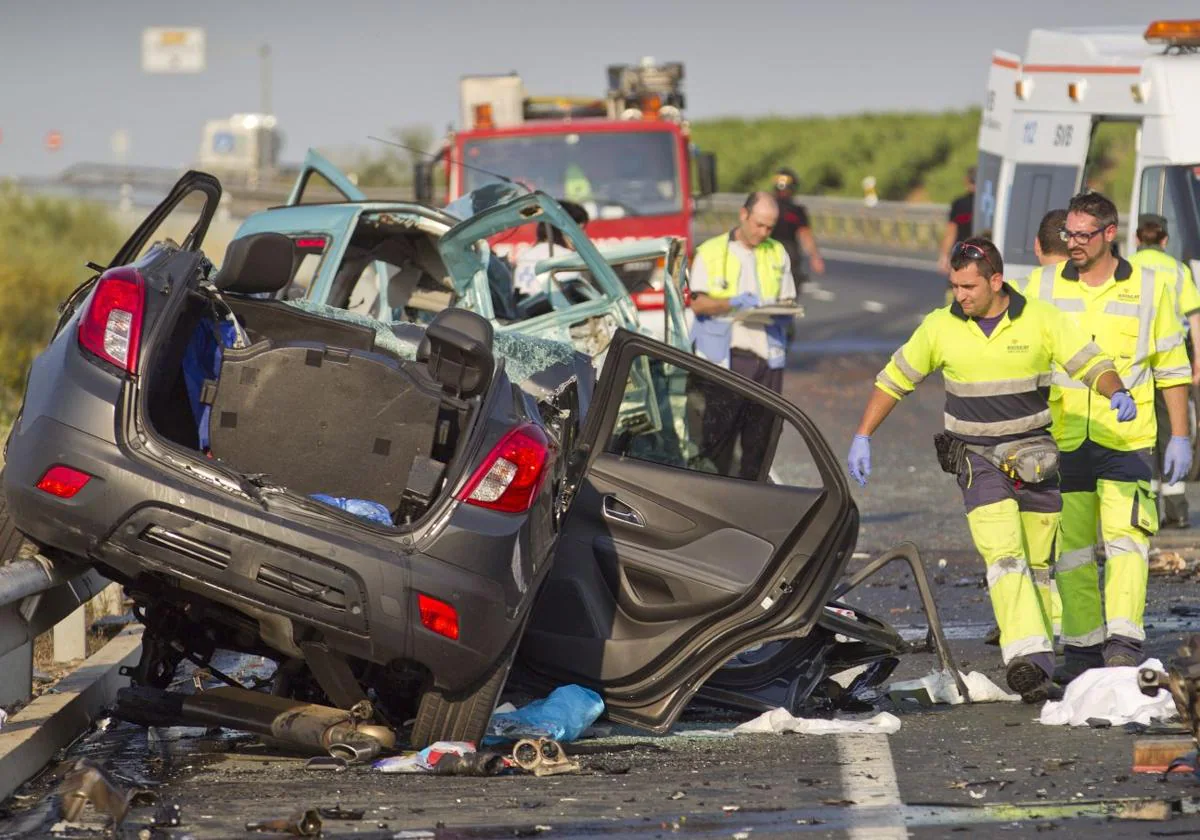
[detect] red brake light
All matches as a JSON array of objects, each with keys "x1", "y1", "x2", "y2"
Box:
[
  {"x1": 418, "y1": 593, "x2": 459, "y2": 640},
  {"x1": 77, "y1": 267, "x2": 145, "y2": 373},
  {"x1": 457, "y1": 424, "x2": 552, "y2": 514},
  {"x1": 36, "y1": 465, "x2": 92, "y2": 499},
  {"x1": 295, "y1": 237, "x2": 326, "y2": 250},
  {"x1": 631, "y1": 290, "x2": 666, "y2": 311}
]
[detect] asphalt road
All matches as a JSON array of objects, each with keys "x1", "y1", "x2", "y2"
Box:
[{"x1": 8, "y1": 254, "x2": 1200, "y2": 839}]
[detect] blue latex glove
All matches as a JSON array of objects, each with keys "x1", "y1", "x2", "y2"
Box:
[
  {"x1": 847, "y1": 434, "x2": 871, "y2": 487},
  {"x1": 1165, "y1": 435, "x2": 1193, "y2": 485},
  {"x1": 1109, "y1": 389, "x2": 1137, "y2": 422},
  {"x1": 729, "y1": 292, "x2": 762, "y2": 311}
]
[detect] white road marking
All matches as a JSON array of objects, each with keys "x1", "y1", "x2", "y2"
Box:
[
  {"x1": 836, "y1": 733, "x2": 907, "y2": 839},
  {"x1": 807, "y1": 285, "x2": 836, "y2": 302},
  {"x1": 823, "y1": 248, "x2": 941, "y2": 273},
  {"x1": 862, "y1": 300, "x2": 886, "y2": 313}
]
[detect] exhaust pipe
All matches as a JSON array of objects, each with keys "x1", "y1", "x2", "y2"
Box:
[{"x1": 116, "y1": 685, "x2": 395, "y2": 761}]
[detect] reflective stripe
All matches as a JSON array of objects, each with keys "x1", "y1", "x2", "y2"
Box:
[
  {"x1": 945, "y1": 410, "x2": 1052, "y2": 437},
  {"x1": 1159, "y1": 331, "x2": 1186, "y2": 352},
  {"x1": 891, "y1": 350, "x2": 925, "y2": 385},
  {"x1": 1178, "y1": 265, "x2": 1187, "y2": 303},
  {"x1": 1037, "y1": 268, "x2": 1055, "y2": 301},
  {"x1": 1104, "y1": 535, "x2": 1149, "y2": 561},
  {"x1": 1137, "y1": 267, "x2": 1156, "y2": 363},
  {"x1": 1057, "y1": 545, "x2": 1095, "y2": 574},
  {"x1": 1103, "y1": 301, "x2": 1140, "y2": 318},
  {"x1": 1062, "y1": 343, "x2": 1103, "y2": 376},
  {"x1": 1126, "y1": 363, "x2": 1152, "y2": 388},
  {"x1": 1061, "y1": 628, "x2": 1106, "y2": 647},
  {"x1": 1107, "y1": 617, "x2": 1146, "y2": 643},
  {"x1": 1080, "y1": 358, "x2": 1116, "y2": 388},
  {"x1": 1050, "y1": 371, "x2": 1087, "y2": 390},
  {"x1": 1002, "y1": 634, "x2": 1054, "y2": 661},
  {"x1": 1037, "y1": 372, "x2": 1054, "y2": 387},
  {"x1": 1052, "y1": 298, "x2": 1087, "y2": 312},
  {"x1": 985, "y1": 555, "x2": 1030, "y2": 589},
  {"x1": 944, "y1": 375, "x2": 1042, "y2": 397},
  {"x1": 876, "y1": 371, "x2": 912, "y2": 396},
  {"x1": 1153, "y1": 365, "x2": 1191, "y2": 381}
]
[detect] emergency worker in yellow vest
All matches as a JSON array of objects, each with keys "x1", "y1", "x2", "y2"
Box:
[
  {"x1": 1022, "y1": 192, "x2": 1193, "y2": 676},
  {"x1": 690, "y1": 191, "x2": 796, "y2": 478},
  {"x1": 1130, "y1": 213, "x2": 1200, "y2": 529},
  {"x1": 848, "y1": 238, "x2": 1128, "y2": 702}
]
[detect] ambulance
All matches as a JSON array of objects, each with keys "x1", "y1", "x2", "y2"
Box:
[{"x1": 976, "y1": 19, "x2": 1200, "y2": 279}]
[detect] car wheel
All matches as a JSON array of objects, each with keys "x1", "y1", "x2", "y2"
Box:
[
  {"x1": 0, "y1": 470, "x2": 32, "y2": 564},
  {"x1": 410, "y1": 630, "x2": 520, "y2": 750},
  {"x1": 1188, "y1": 385, "x2": 1200, "y2": 483}
]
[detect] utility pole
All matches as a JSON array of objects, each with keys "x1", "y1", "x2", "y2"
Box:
[{"x1": 259, "y1": 42, "x2": 272, "y2": 117}]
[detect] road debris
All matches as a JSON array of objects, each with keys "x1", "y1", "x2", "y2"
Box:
[
  {"x1": 318, "y1": 805, "x2": 365, "y2": 820},
  {"x1": 513, "y1": 738, "x2": 580, "y2": 776},
  {"x1": 1150, "y1": 550, "x2": 1192, "y2": 576},
  {"x1": 1041, "y1": 659, "x2": 1176, "y2": 727},
  {"x1": 708, "y1": 707, "x2": 901, "y2": 736},
  {"x1": 887, "y1": 668, "x2": 1018, "y2": 706},
  {"x1": 246, "y1": 808, "x2": 322, "y2": 836},
  {"x1": 305, "y1": 755, "x2": 348, "y2": 772},
  {"x1": 57, "y1": 759, "x2": 132, "y2": 826},
  {"x1": 487, "y1": 685, "x2": 605, "y2": 742},
  {"x1": 152, "y1": 802, "x2": 182, "y2": 827}
]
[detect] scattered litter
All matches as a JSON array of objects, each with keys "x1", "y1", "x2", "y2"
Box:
[
  {"x1": 0, "y1": 708, "x2": 7, "y2": 730},
  {"x1": 433, "y1": 750, "x2": 508, "y2": 776},
  {"x1": 57, "y1": 759, "x2": 132, "y2": 826},
  {"x1": 1150, "y1": 550, "x2": 1190, "y2": 576},
  {"x1": 305, "y1": 755, "x2": 347, "y2": 772},
  {"x1": 246, "y1": 808, "x2": 321, "y2": 836},
  {"x1": 374, "y1": 741, "x2": 477, "y2": 774},
  {"x1": 1170, "y1": 605, "x2": 1200, "y2": 618},
  {"x1": 722, "y1": 805, "x2": 741, "y2": 812},
  {"x1": 726, "y1": 708, "x2": 901, "y2": 736},
  {"x1": 887, "y1": 669, "x2": 1018, "y2": 706},
  {"x1": 1041, "y1": 659, "x2": 1177, "y2": 727},
  {"x1": 318, "y1": 805, "x2": 364, "y2": 821},
  {"x1": 669, "y1": 791, "x2": 687, "y2": 800},
  {"x1": 512, "y1": 738, "x2": 580, "y2": 776},
  {"x1": 152, "y1": 803, "x2": 182, "y2": 827},
  {"x1": 487, "y1": 685, "x2": 605, "y2": 742},
  {"x1": 937, "y1": 558, "x2": 948, "y2": 569},
  {"x1": 1087, "y1": 717, "x2": 1113, "y2": 729}
]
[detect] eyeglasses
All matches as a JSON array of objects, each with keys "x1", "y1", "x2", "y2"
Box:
[
  {"x1": 950, "y1": 241, "x2": 997, "y2": 277},
  {"x1": 1058, "y1": 225, "x2": 1110, "y2": 244}
]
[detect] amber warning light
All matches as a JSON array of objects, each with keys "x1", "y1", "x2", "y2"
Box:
[{"x1": 1145, "y1": 20, "x2": 1200, "y2": 47}]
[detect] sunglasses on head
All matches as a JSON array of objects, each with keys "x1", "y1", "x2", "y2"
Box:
[{"x1": 950, "y1": 241, "x2": 998, "y2": 276}]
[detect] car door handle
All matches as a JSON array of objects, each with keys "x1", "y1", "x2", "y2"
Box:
[{"x1": 602, "y1": 495, "x2": 645, "y2": 527}]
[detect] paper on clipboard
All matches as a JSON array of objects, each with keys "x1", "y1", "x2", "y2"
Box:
[{"x1": 732, "y1": 303, "x2": 805, "y2": 324}]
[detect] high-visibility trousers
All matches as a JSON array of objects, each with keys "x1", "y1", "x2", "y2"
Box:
[
  {"x1": 957, "y1": 452, "x2": 1059, "y2": 667},
  {"x1": 1058, "y1": 441, "x2": 1157, "y2": 651}
]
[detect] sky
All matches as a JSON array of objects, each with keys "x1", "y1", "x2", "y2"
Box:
[{"x1": 2, "y1": 0, "x2": 1199, "y2": 177}]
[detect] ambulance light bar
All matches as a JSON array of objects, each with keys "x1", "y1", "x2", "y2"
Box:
[{"x1": 1144, "y1": 19, "x2": 1200, "y2": 47}]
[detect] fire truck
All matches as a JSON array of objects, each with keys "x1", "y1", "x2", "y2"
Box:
[
  {"x1": 415, "y1": 59, "x2": 717, "y2": 314},
  {"x1": 976, "y1": 19, "x2": 1200, "y2": 278}
]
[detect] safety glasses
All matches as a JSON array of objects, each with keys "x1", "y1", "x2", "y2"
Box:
[
  {"x1": 950, "y1": 241, "x2": 997, "y2": 276},
  {"x1": 1058, "y1": 225, "x2": 1111, "y2": 244}
]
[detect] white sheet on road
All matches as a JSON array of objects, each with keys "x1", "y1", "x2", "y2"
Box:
[
  {"x1": 1039, "y1": 659, "x2": 1177, "y2": 727},
  {"x1": 688, "y1": 708, "x2": 901, "y2": 736},
  {"x1": 887, "y1": 669, "x2": 1019, "y2": 705}
]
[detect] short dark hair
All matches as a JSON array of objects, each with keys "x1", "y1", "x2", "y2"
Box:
[
  {"x1": 1037, "y1": 209, "x2": 1069, "y2": 257},
  {"x1": 949, "y1": 236, "x2": 1003, "y2": 278},
  {"x1": 1136, "y1": 213, "x2": 1168, "y2": 246},
  {"x1": 1067, "y1": 191, "x2": 1119, "y2": 230}
]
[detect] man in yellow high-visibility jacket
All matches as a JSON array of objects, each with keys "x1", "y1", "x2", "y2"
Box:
[
  {"x1": 848, "y1": 237, "x2": 1128, "y2": 702},
  {"x1": 1129, "y1": 213, "x2": 1200, "y2": 529},
  {"x1": 1023, "y1": 192, "x2": 1193, "y2": 676}
]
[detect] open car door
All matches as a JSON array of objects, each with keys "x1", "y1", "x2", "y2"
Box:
[
  {"x1": 522, "y1": 329, "x2": 858, "y2": 731},
  {"x1": 286, "y1": 148, "x2": 368, "y2": 206}
]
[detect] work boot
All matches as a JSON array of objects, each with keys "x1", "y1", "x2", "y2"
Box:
[
  {"x1": 1103, "y1": 637, "x2": 1143, "y2": 668},
  {"x1": 1006, "y1": 656, "x2": 1061, "y2": 704},
  {"x1": 1052, "y1": 644, "x2": 1103, "y2": 686},
  {"x1": 984, "y1": 624, "x2": 1001, "y2": 647},
  {"x1": 1162, "y1": 495, "x2": 1190, "y2": 529}
]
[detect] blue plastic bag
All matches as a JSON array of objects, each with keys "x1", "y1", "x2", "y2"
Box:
[
  {"x1": 310, "y1": 494, "x2": 393, "y2": 526},
  {"x1": 486, "y1": 685, "x2": 605, "y2": 743}
]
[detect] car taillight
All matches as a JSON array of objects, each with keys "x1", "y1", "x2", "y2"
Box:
[
  {"x1": 418, "y1": 593, "x2": 459, "y2": 640},
  {"x1": 36, "y1": 465, "x2": 92, "y2": 498},
  {"x1": 631, "y1": 290, "x2": 665, "y2": 311},
  {"x1": 457, "y1": 424, "x2": 552, "y2": 514},
  {"x1": 77, "y1": 266, "x2": 145, "y2": 373}
]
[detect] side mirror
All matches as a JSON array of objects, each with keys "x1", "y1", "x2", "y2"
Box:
[
  {"x1": 694, "y1": 152, "x2": 717, "y2": 198},
  {"x1": 413, "y1": 161, "x2": 434, "y2": 203}
]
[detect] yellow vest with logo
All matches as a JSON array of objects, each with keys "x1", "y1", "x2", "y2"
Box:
[
  {"x1": 1023, "y1": 258, "x2": 1190, "y2": 452},
  {"x1": 694, "y1": 234, "x2": 786, "y2": 301}
]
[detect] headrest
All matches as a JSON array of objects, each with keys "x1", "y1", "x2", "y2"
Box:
[
  {"x1": 418, "y1": 309, "x2": 495, "y2": 399},
  {"x1": 212, "y1": 233, "x2": 296, "y2": 295}
]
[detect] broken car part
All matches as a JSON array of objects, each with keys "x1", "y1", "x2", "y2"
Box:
[
  {"x1": 246, "y1": 809, "x2": 322, "y2": 836},
  {"x1": 1140, "y1": 634, "x2": 1200, "y2": 748},
  {"x1": 512, "y1": 738, "x2": 580, "y2": 776},
  {"x1": 114, "y1": 685, "x2": 395, "y2": 761},
  {"x1": 430, "y1": 751, "x2": 508, "y2": 776},
  {"x1": 57, "y1": 759, "x2": 132, "y2": 826}
]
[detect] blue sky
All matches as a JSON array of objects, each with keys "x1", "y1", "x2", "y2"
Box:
[{"x1": 1, "y1": 0, "x2": 1197, "y2": 176}]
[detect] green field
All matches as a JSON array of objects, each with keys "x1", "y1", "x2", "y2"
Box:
[{"x1": 690, "y1": 109, "x2": 1137, "y2": 209}]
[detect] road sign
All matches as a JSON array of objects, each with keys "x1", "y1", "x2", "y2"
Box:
[
  {"x1": 142, "y1": 27, "x2": 206, "y2": 74},
  {"x1": 46, "y1": 131, "x2": 62, "y2": 152}
]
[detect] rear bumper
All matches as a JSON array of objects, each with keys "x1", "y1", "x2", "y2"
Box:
[{"x1": 3, "y1": 414, "x2": 523, "y2": 691}]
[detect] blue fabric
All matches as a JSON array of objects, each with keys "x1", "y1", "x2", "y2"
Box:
[
  {"x1": 182, "y1": 317, "x2": 240, "y2": 451},
  {"x1": 485, "y1": 684, "x2": 605, "y2": 743},
  {"x1": 690, "y1": 316, "x2": 733, "y2": 368},
  {"x1": 765, "y1": 315, "x2": 790, "y2": 370},
  {"x1": 310, "y1": 494, "x2": 394, "y2": 526}
]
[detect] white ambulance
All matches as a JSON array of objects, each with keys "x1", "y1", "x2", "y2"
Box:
[{"x1": 977, "y1": 19, "x2": 1200, "y2": 279}]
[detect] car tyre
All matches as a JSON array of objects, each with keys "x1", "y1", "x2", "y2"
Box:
[
  {"x1": 0, "y1": 470, "x2": 32, "y2": 564},
  {"x1": 410, "y1": 629, "x2": 520, "y2": 750}
]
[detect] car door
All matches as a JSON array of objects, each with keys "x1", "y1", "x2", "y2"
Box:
[
  {"x1": 285, "y1": 148, "x2": 368, "y2": 205},
  {"x1": 521, "y1": 329, "x2": 857, "y2": 732}
]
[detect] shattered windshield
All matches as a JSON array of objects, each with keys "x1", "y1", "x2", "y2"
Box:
[
  {"x1": 442, "y1": 182, "x2": 530, "y2": 222},
  {"x1": 461, "y1": 130, "x2": 682, "y2": 218}
]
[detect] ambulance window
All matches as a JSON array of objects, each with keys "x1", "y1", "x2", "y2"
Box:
[
  {"x1": 1003, "y1": 164, "x2": 1079, "y2": 266},
  {"x1": 1161, "y1": 171, "x2": 1191, "y2": 262},
  {"x1": 1138, "y1": 167, "x2": 1165, "y2": 218}
]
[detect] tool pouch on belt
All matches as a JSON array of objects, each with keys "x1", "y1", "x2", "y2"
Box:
[
  {"x1": 933, "y1": 432, "x2": 969, "y2": 475},
  {"x1": 985, "y1": 438, "x2": 1060, "y2": 484}
]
